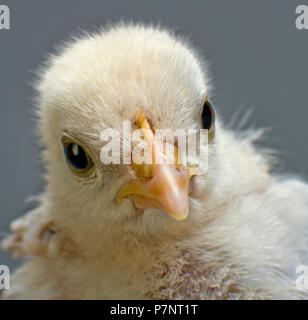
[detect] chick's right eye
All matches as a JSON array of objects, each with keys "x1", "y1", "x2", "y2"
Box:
[
  {"x1": 62, "y1": 136, "x2": 95, "y2": 178},
  {"x1": 66, "y1": 143, "x2": 89, "y2": 170}
]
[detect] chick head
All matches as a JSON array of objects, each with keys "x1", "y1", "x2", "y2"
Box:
[{"x1": 36, "y1": 24, "x2": 218, "y2": 238}]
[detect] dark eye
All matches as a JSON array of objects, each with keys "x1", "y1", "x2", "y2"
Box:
[
  {"x1": 201, "y1": 98, "x2": 216, "y2": 139},
  {"x1": 62, "y1": 135, "x2": 94, "y2": 178},
  {"x1": 66, "y1": 143, "x2": 89, "y2": 169}
]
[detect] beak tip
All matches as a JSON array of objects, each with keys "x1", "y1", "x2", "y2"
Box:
[{"x1": 167, "y1": 207, "x2": 189, "y2": 221}]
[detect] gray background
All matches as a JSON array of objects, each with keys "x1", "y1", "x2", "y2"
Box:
[{"x1": 0, "y1": 0, "x2": 307, "y2": 270}]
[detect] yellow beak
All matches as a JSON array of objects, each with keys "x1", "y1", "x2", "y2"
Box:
[{"x1": 115, "y1": 109, "x2": 192, "y2": 221}]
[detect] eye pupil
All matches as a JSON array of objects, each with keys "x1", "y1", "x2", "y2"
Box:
[
  {"x1": 66, "y1": 143, "x2": 89, "y2": 170},
  {"x1": 201, "y1": 100, "x2": 214, "y2": 131}
]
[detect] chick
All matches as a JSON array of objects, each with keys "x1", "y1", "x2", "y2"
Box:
[{"x1": 2, "y1": 23, "x2": 308, "y2": 300}]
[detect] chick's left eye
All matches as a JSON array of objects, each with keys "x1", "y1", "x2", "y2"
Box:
[{"x1": 201, "y1": 98, "x2": 216, "y2": 140}]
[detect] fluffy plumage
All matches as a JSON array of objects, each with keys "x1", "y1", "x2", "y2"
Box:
[{"x1": 2, "y1": 23, "x2": 308, "y2": 299}]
